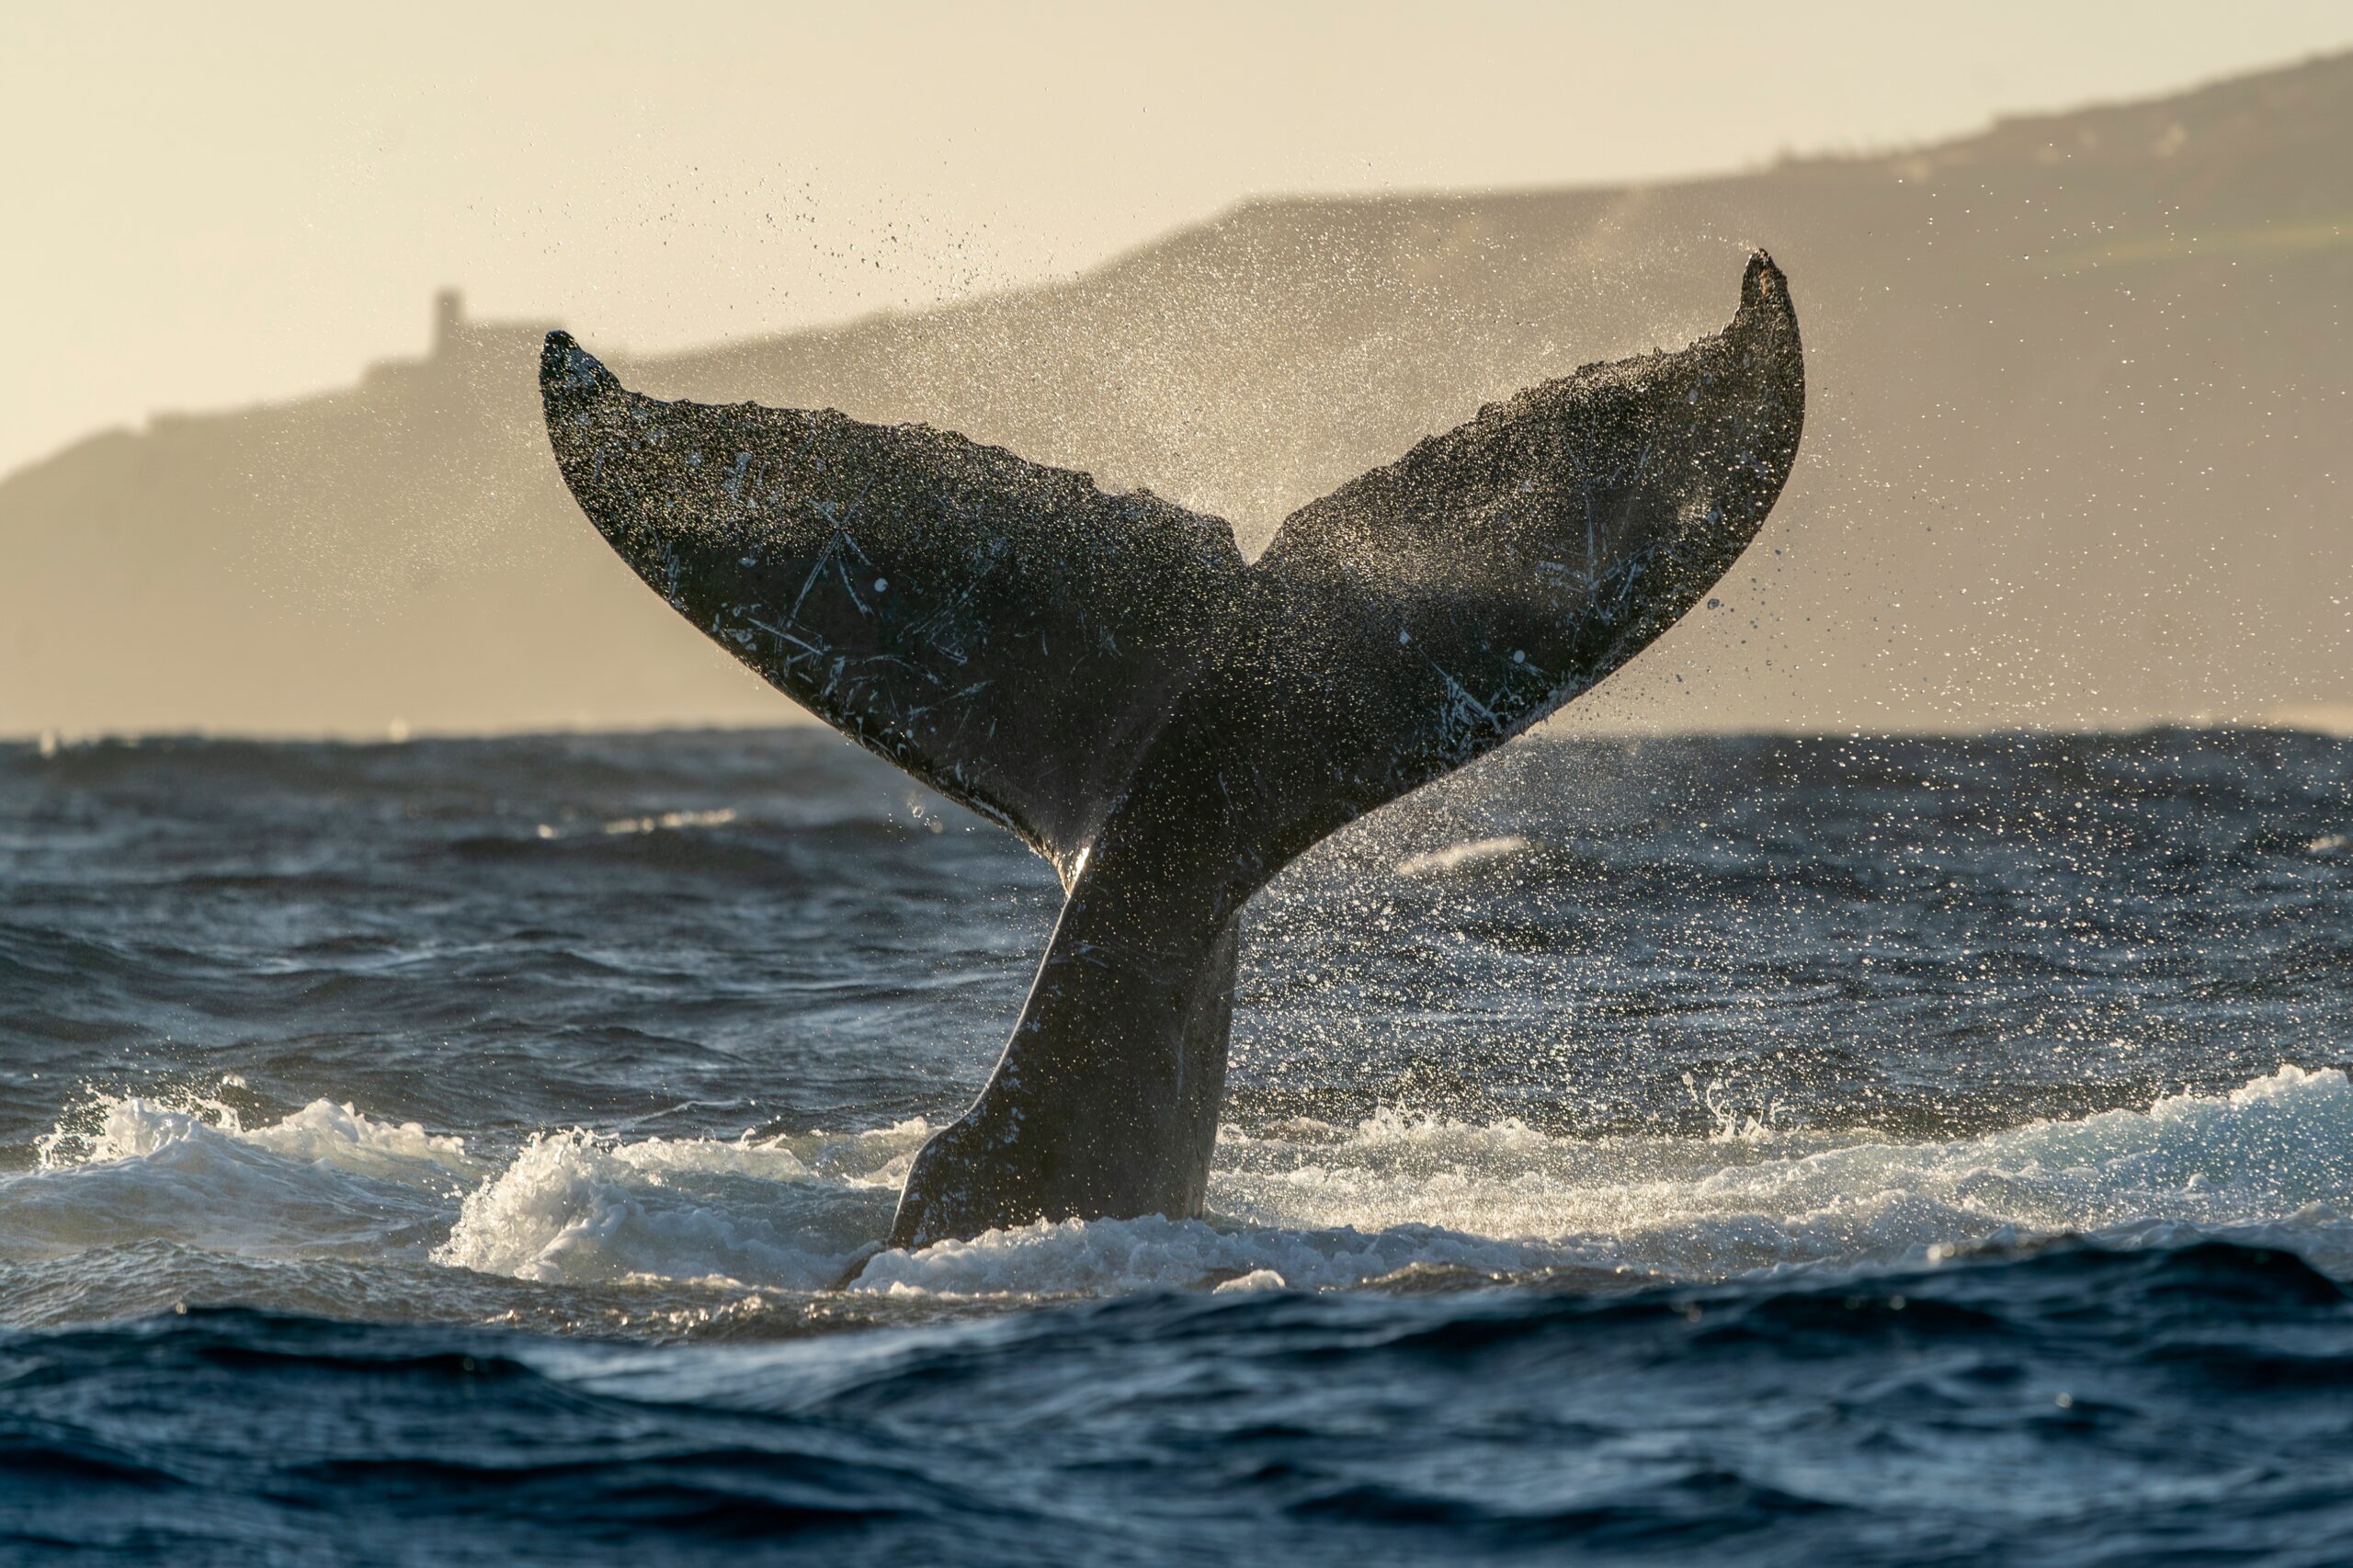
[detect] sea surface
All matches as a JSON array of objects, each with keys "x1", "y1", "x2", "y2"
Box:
[{"x1": 2, "y1": 725, "x2": 2349, "y2": 1564}]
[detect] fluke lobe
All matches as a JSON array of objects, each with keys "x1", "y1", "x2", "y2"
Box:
[{"x1": 540, "y1": 254, "x2": 1805, "y2": 1249}]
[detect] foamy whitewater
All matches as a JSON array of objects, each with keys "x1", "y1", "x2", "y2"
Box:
[
  {"x1": 3, "y1": 729, "x2": 2349, "y2": 1562},
  {"x1": 22, "y1": 1065, "x2": 2350, "y2": 1309}
]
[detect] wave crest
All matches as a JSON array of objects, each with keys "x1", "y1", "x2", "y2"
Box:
[
  {"x1": 435, "y1": 1122, "x2": 922, "y2": 1290},
  {"x1": 6, "y1": 1068, "x2": 2349, "y2": 1303}
]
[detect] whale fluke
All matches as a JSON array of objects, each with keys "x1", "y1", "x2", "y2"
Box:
[{"x1": 540, "y1": 253, "x2": 1804, "y2": 1247}]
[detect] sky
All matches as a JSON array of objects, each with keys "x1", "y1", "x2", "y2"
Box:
[{"x1": 6, "y1": 1, "x2": 2353, "y2": 482}]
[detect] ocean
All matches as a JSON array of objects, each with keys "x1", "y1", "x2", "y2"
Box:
[{"x1": 2, "y1": 725, "x2": 2348, "y2": 1564}]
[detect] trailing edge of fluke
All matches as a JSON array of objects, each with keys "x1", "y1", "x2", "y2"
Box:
[{"x1": 540, "y1": 252, "x2": 1805, "y2": 1250}]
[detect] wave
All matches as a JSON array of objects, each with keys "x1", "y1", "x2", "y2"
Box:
[
  {"x1": 434, "y1": 1122, "x2": 913, "y2": 1289},
  {"x1": 866, "y1": 1064, "x2": 2353, "y2": 1295},
  {"x1": 1393, "y1": 835, "x2": 1534, "y2": 879},
  {"x1": 6, "y1": 1096, "x2": 479, "y2": 1263},
  {"x1": 6, "y1": 1066, "x2": 2350, "y2": 1315}
]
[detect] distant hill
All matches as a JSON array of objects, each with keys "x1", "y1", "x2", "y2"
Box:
[{"x1": 6, "y1": 51, "x2": 2349, "y2": 738}]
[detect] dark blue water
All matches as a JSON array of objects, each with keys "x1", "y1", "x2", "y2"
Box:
[{"x1": 3, "y1": 727, "x2": 2350, "y2": 1562}]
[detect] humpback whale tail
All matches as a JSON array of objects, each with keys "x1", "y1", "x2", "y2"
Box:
[{"x1": 540, "y1": 254, "x2": 1805, "y2": 1247}]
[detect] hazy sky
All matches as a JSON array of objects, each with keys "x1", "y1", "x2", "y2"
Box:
[{"x1": 6, "y1": 1, "x2": 2353, "y2": 481}]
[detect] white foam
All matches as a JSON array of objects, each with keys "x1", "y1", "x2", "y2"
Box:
[
  {"x1": 5, "y1": 1095, "x2": 477, "y2": 1261},
  {"x1": 1214, "y1": 1268, "x2": 1290, "y2": 1293},
  {"x1": 601, "y1": 807, "x2": 738, "y2": 835},
  {"x1": 434, "y1": 1121, "x2": 924, "y2": 1290},
  {"x1": 853, "y1": 1066, "x2": 2353, "y2": 1296},
  {"x1": 1394, "y1": 835, "x2": 1533, "y2": 878},
  {"x1": 528, "y1": 808, "x2": 739, "y2": 840},
  {"x1": 854, "y1": 1212, "x2": 1555, "y2": 1297},
  {"x1": 9, "y1": 1068, "x2": 2351, "y2": 1300},
  {"x1": 43, "y1": 1094, "x2": 482, "y2": 1184}
]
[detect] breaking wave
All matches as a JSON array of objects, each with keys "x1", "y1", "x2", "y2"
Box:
[{"x1": 9, "y1": 1065, "x2": 2350, "y2": 1311}]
